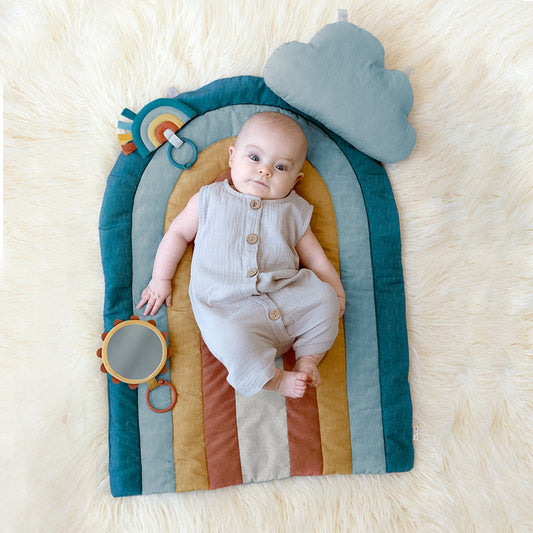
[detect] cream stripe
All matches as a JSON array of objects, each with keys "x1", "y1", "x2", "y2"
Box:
[{"x1": 235, "y1": 358, "x2": 290, "y2": 483}]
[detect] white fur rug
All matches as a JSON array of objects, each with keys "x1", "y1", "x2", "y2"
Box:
[{"x1": 2, "y1": 1, "x2": 532, "y2": 531}]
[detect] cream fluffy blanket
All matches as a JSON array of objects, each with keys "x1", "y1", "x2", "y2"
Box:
[{"x1": 2, "y1": 1, "x2": 532, "y2": 531}]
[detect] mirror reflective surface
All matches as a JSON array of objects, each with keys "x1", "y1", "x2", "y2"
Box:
[{"x1": 104, "y1": 321, "x2": 166, "y2": 382}]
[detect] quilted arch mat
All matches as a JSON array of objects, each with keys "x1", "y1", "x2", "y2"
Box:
[{"x1": 99, "y1": 76, "x2": 413, "y2": 496}]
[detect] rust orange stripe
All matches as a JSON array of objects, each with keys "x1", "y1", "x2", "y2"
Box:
[
  {"x1": 283, "y1": 349, "x2": 323, "y2": 477},
  {"x1": 201, "y1": 340, "x2": 243, "y2": 489},
  {"x1": 121, "y1": 141, "x2": 137, "y2": 155}
]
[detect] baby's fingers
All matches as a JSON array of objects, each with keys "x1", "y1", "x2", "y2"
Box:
[
  {"x1": 148, "y1": 302, "x2": 160, "y2": 316},
  {"x1": 136, "y1": 293, "x2": 149, "y2": 310},
  {"x1": 136, "y1": 287, "x2": 153, "y2": 309},
  {"x1": 144, "y1": 297, "x2": 156, "y2": 316},
  {"x1": 146, "y1": 295, "x2": 165, "y2": 316}
]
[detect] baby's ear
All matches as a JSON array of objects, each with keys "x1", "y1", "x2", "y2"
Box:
[
  {"x1": 228, "y1": 146, "x2": 235, "y2": 165},
  {"x1": 295, "y1": 171, "x2": 304, "y2": 184}
]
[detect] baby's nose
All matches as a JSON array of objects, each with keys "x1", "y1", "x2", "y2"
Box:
[{"x1": 259, "y1": 165, "x2": 272, "y2": 176}]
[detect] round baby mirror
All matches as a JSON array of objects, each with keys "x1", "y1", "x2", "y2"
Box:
[{"x1": 98, "y1": 317, "x2": 177, "y2": 413}]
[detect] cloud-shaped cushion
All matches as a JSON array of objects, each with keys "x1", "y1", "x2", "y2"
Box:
[{"x1": 264, "y1": 22, "x2": 416, "y2": 163}]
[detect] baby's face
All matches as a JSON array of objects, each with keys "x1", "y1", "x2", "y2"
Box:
[{"x1": 228, "y1": 117, "x2": 306, "y2": 199}]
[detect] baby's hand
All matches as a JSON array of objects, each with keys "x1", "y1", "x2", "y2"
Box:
[
  {"x1": 338, "y1": 295, "x2": 346, "y2": 318},
  {"x1": 136, "y1": 278, "x2": 172, "y2": 316}
]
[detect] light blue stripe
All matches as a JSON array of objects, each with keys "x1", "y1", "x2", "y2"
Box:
[
  {"x1": 131, "y1": 149, "x2": 180, "y2": 494},
  {"x1": 117, "y1": 121, "x2": 132, "y2": 130}
]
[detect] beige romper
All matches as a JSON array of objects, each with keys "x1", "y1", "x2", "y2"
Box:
[{"x1": 189, "y1": 180, "x2": 339, "y2": 396}]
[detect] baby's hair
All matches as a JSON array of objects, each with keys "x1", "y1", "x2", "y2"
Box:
[{"x1": 236, "y1": 111, "x2": 308, "y2": 161}]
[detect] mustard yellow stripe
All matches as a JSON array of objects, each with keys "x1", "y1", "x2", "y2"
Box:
[
  {"x1": 166, "y1": 138, "x2": 235, "y2": 492},
  {"x1": 295, "y1": 164, "x2": 352, "y2": 474},
  {"x1": 166, "y1": 144, "x2": 351, "y2": 487},
  {"x1": 118, "y1": 132, "x2": 133, "y2": 144}
]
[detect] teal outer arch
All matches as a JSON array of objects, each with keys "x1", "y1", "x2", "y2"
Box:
[
  {"x1": 99, "y1": 149, "x2": 152, "y2": 496},
  {"x1": 99, "y1": 75, "x2": 413, "y2": 497}
]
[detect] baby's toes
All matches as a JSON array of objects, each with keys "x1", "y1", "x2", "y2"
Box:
[{"x1": 294, "y1": 374, "x2": 310, "y2": 397}]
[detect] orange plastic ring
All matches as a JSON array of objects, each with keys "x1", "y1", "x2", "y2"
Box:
[{"x1": 145, "y1": 379, "x2": 178, "y2": 413}]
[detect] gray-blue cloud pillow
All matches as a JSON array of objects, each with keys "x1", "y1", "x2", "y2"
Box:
[{"x1": 263, "y1": 22, "x2": 416, "y2": 163}]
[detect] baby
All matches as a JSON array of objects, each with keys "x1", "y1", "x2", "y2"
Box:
[{"x1": 137, "y1": 112, "x2": 345, "y2": 398}]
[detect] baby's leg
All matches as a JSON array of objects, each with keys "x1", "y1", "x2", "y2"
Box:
[
  {"x1": 293, "y1": 353, "x2": 324, "y2": 387},
  {"x1": 263, "y1": 366, "x2": 312, "y2": 398}
]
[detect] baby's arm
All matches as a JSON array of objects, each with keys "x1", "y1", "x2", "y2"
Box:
[
  {"x1": 296, "y1": 227, "x2": 346, "y2": 317},
  {"x1": 137, "y1": 193, "x2": 200, "y2": 316}
]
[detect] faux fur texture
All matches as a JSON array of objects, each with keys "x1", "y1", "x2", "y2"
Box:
[{"x1": 2, "y1": 0, "x2": 532, "y2": 531}]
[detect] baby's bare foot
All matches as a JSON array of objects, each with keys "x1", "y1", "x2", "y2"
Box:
[
  {"x1": 293, "y1": 355, "x2": 322, "y2": 387},
  {"x1": 264, "y1": 367, "x2": 311, "y2": 398}
]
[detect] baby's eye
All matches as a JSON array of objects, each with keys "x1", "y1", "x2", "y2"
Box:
[
  {"x1": 249, "y1": 154, "x2": 259, "y2": 162},
  {"x1": 275, "y1": 164, "x2": 286, "y2": 171}
]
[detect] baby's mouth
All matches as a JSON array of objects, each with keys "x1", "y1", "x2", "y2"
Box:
[{"x1": 252, "y1": 180, "x2": 269, "y2": 188}]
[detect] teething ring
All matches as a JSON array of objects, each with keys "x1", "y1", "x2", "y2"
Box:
[
  {"x1": 146, "y1": 379, "x2": 178, "y2": 413},
  {"x1": 167, "y1": 137, "x2": 198, "y2": 169}
]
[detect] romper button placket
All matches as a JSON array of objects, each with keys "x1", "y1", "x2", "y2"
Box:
[{"x1": 269, "y1": 309, "x2": 282, "y2": 321}]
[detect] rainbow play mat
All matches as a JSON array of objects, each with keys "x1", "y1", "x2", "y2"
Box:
[{"x1": 99, "y1": 21, "x2": 414, "y2": 496}]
